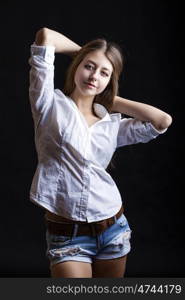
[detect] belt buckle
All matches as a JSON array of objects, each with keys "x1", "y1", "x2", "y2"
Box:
[
  {"x1": 89, "y1": 216, "x2": 116, "y2": 237},
  {"x1": 90, "y1": 222, "x2": 107, "y2": 236}
]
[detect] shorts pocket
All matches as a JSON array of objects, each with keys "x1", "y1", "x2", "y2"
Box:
[
  {"x1": 46, "y1": 230, "x2": 72, "y2": 246},
  {"x1": 52, "y1": 234, "x2": 72, "y2": 243}
]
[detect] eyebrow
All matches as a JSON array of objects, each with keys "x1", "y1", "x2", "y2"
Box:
[{"x1": 86, "y1": 60, "x2": 111, "y2": 73}]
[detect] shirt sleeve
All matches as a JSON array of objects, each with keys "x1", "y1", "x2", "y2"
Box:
[
  {"x1": 28, "y1": 43, "x2": 55, "y2": 128},
  {"x1": 116, "y1": 117, "x2": 167, "y2": 148}
]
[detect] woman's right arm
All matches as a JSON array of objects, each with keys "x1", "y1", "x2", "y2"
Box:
[
  {"x1": 29, "y1": 28, "x2": 81, "y2": 128},
  {"x1": 35, "y1": 27, "x2": 81, "y2": 56}
]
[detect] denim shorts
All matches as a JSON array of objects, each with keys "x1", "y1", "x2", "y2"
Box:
[{"x1": 45, "y1": 213, "x2": 132, "y2": 268}]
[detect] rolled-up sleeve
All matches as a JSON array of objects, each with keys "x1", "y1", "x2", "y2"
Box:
[
  {"x1": 28, "y1": 44, "x2": 55, "y2": 126},
  {"x1": 117, "y1": 117, "x2": 167, "y2": 148}
]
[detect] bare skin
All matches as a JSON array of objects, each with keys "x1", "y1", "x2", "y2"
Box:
[
  {"x1": 51, "y1": 261, "x2": 92, "y2": 278},
  {"x1": 50, "y1": 255, "x2": 127, "y2": 278},
  {"x1": 92, "y1": 256, "x2": 127, "y2": 278},
  {"x1": 79, "y1": 113, "x2": 101, "y2": 127}
]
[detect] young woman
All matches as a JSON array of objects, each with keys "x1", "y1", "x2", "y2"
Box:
[{"x1": 29, "y1": 27, "x2": 172, "y2": 278}]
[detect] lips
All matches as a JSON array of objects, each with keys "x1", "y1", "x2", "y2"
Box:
[{"x1": 84, "y1": 82, "x2": 96, "y2": 88}]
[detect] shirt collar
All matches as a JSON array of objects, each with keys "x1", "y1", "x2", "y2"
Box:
[
  {"x1": 93, "y1": 103, "x2": 111, "y2": 121},
  {"x1": 67, "y1": 96, "x2": 111, "y2": 122}
]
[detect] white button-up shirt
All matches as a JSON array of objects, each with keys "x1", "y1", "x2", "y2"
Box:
[{"x1": 29, "y1": 44, "x2": 167, "y2": 222}]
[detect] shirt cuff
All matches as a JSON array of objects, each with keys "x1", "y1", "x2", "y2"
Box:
[
  {"x1": 30, "y1": 43, "x2": 55, "y2": 64},
  {"x1": 146, "y1": 122, "x2": 168, "y2": 136}
]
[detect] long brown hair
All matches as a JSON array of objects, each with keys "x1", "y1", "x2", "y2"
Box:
[
  {"x1": 63, "y1": 38, "x2": 124, "y2": 112},
  {"x1": 63, "y1": 38, "x2": 124, "y2": 170}
]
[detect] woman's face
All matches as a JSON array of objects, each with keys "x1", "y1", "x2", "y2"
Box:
[{"x1": 73, "y1": 50, "x2": 113, "y2": 98}]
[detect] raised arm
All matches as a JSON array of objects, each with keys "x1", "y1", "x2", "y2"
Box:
[
  {"x1": 35, "y1": 27, "x2": 81, "y2": 56},
  {"x1": 112, "y1": 96, "x2": 172, "y2": 131}
]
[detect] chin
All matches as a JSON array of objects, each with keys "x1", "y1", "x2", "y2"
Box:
[{"x1": 81, "y1": 90, "x2": 97, "y2": 97}]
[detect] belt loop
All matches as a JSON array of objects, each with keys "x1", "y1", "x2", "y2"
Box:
[
  {"x1": 71, "y1": 223, "x2": 78, "y2": 240},
  {"x1": 113, "y1": 215, "x2": 117, "y2": 223}
]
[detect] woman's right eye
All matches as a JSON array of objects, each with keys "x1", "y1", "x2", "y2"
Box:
[{"x1": 85, "y1": 64, "x2": 93, "y2": 70}]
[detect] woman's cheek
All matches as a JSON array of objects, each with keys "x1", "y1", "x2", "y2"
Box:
[
  {"x1": 101, "y1": 80, "x2": 109, "y2": 91},
  {"x1": 97, "y1": 85, "x2": 105, "y2": 94}
]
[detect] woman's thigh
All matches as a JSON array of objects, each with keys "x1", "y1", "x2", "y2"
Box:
[
  {"x1": 51, "y1": 261, "x2": 92, "y2": 278},
  {"x1": 92, "y1": 255, "x2": 127, "y2": 278}
]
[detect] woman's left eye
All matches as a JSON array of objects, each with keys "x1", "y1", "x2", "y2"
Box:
[{"x1": 101, "y1": 71, "x2": 109, "y2": 77}]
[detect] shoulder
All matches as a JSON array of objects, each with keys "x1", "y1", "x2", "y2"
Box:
[{"x1": 94, "y1": 103, "x2": 122, "y2": 122}]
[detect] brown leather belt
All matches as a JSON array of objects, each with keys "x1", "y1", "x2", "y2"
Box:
[{"x1": 45, "y1": 205, "x2": 124, "y2": 237}]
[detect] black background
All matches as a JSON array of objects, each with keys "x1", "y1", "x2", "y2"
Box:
[{"x1": 0, "y1": 0, "x2": 184, "y2": 277}]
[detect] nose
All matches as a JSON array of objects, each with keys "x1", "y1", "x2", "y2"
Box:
[{"x1": 89, "y1": 69, "x2": 99, "y2": 81}]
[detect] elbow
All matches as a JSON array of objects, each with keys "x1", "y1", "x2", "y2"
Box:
[
  {"x1": 161, "y1": 113, "x2": 173, "y2": 129},
  {"x1": 152, "y1": 113, "x2": 173, "y2": 131},
  {"x1": 35, "y1": 27, "x2": 52, "y2": 45}
]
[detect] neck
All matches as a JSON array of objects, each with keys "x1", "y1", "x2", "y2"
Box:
[{"x1": 69, "y1": 91, "x2": 94, "y2": 115}]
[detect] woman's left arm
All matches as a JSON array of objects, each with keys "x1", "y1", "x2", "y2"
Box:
[{"x1": 112, "y1": 96, "x2": 172, "y2": 131}]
